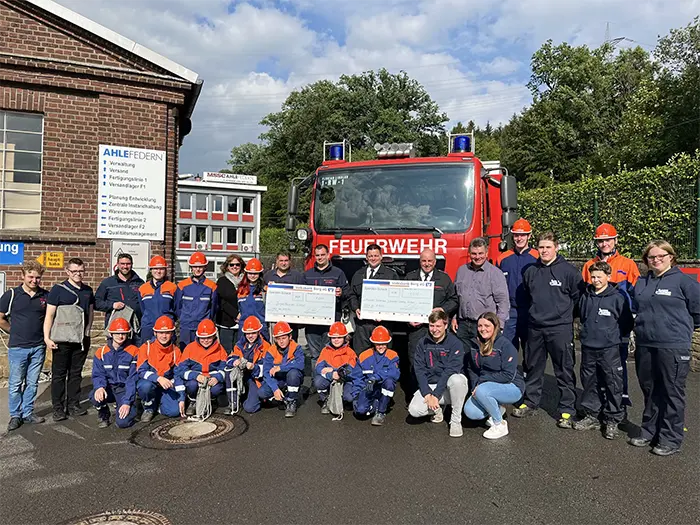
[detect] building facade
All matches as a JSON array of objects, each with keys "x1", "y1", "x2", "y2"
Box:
[{"x1": 176, "y1": 172, "x2": 267, "y2": 280}]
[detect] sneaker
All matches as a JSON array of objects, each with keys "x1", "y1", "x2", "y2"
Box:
[
  {"x1": 371, "y1": 413, "x2": 386, "y2": 426},
  {"x1": 512, "y1": 404, "x2": 537, "y2": 418},
  {"x1": 557, "y1": 413, "x2": 573, "y2": 429},
  {"x1": 430, "y1": 406, "x2": 444, "y2": 423},
  {"x1": 621, "y1": 395, "x2": 632, "y2": 408},
  {"x1": 449, "y1": 422, "x2": 463, "y2": 437},
  {"x1": 483, "y1": 420, "x2": 509, "y2": 439},
  {"x1": 604, "y1": 423, "x2": 620, "y2": 440},
  {"x1": 97, "y1": 418, "x2": 110, "y2": 429},
  {"x1": 573, "y1": 415, "x2": 600, "y2": 431},
  {"x1": 141, "y1": 410, "x2": 155, "y2": 423},
  {"x1": 185, "y1": 399, "x2": 196, "y2": 416},
  {"x1": 652, "y1": 445, "x2": 680, "y2": 456},
  {"x1": 284, "y1": 400, "x2": 298, "y2": 418},
  {"x1": 52, "y1": 410, "x2": 68, "y2": 422},
  {"x1": 320, "y1": 401, "x2": 330, "y2": 415},
  {"x1": 22, "y1": 414, "x2": 45, "y2": 425},
  {"x1": 67, "y1": 405, "x2": 87, "y2": 417},
  {"x1": 486, "y1": 406, "x2": 507, "y2": 427},
  {"x1": 628, "y1": 437, "x2": 651, "y2": 447},
  {"x1": 7, "y1": 417, "x2": 22, "y2": 432}
]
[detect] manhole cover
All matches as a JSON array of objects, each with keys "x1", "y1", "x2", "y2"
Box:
[
  {"x1": 59, "y1": 509, "x2": 170, "y2": 525},
  {"x1": 129, "y1": 415, "x2": 247, "y2": 450}
]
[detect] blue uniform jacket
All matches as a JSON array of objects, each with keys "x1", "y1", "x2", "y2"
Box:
[
  {"x1": 92, "y1": 343, "x2": 139, "y2": 404},
  {"x1": 497, "y1": 248, "x2": 539, "y2": 311},
  {"x1": 138, "y1": 280, "x2": 177, "y2": 335},
  {"x1": 237, "y1": 286, "x2": 268, "y2": 341},
  {"x1": 633, "y1": 266, "x2": 700, "y2": 349},
  {"x1": 262, "y1": 341, "x2": 305, "y2": 392},
  {"x1": 523, "y1": 255, "x2": 584, "y2": 328},
  {"x1": 413, "y1": 332, "x2": 464, "y2": 399},
  {"x1": 175, "y1": 341, "x2": 228, "y2": 401},
  {"x1": 230, "y1": 336, "x2": 272, "y2": 382},
  {"x1": 357, "y1": 348, "x2": 400, "y2": 384},
  {"x1": 175, "y1": 277, "x2": 218, "y2": 330},
  {"x1": 304, "y1": 263, "x2": 350, "y2": 321},
  {"x1": 579, "y1": 283, "x2": 634, "y2": 349},
  {"x1": 95, "y1": 272, "x2": 145, "y2": 327},
  {"x1": 466, "y1": 335, "x2": 525, "y2": 393}
]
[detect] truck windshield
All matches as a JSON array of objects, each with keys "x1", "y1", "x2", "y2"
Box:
[{"x1": 314, "y1": 163, "x2": 475, "y2": 233}]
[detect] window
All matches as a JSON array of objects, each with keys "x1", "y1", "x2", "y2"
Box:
[
  {"x1": 213, "y1": 195, "x2": 223, "y2": 213},
  {"x1": 195, "y1": 194, "x2": 208, "y2": 212},
  {"x1": 179, "y1": 225, "x2": 191, "y2": 243},
  {"x1": 227, "y1": 197, "x2": 238, "y2": 214},
  {"x1": 242, "y1": 228, "x2": 253, "y2": 245},
  {"x1": 0, "y1": 111, "x2": 43, "y2": 230},
  {"x1": 212, "y1": 227, "x2": 222, "y2": 244},
  {"x1": 179, "y1": 193, "x2": 192, "y2": 210},
  {"x1": 226, "y1": 228, "x2": 239, "y2": 245},
  {"x1": 242, "y1": 197, "x2": 253, "y2": 214},
  {"x1": 195, "y1": 226, "x2": 207, "y2": 243}
]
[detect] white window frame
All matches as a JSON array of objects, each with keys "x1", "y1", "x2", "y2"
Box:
[
  {"x1": 227, "y1": 196, "x2": 239, "y2": 214},
  {"x1": 212, "y1": 227, "x2": 223, "y2": 244},
  {"x1": 179, "y1": 192, "x2": 192, "y2": 211},
  {"x1": 195, "y1": 193, "x2": 208, "y2": 212},
  {"x1": 242, "y1": 197, "x2": 253, "y2": 214},
  {"x1": 178, "y1": 225, "x2": 192, "y2": 243},
  {"x1": 226, "y1": 227, "x2": 239, "y2": 246},
  {"x1": 195, "y1": 225, "x2": 207, "y2": 244},
  {"x1": 213, "y1": 195, "x2": 223, "y2": 213},
  {"x1": 242, "y1": 228, "x2": 253, "y2": 246},
  {"x1": 0, "y1": 111, "x2": 44, "y2": 230}
]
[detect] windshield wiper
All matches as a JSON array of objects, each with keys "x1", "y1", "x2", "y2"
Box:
[
  {"x1": 374, "y1": 226, "x2": 444, "y2": 235},
  {"x1": 332, "y1": 227, "x2": 379, "y2": 235}
]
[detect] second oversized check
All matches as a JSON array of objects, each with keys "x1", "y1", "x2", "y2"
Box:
[
  {"x1": 360, "y1": 279, "x2": 434, "y2": 323},
  {"x1": 265, "y1": 283, "x2": 336, "y2": 325}
]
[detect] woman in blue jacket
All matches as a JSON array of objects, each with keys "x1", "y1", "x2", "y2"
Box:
[
  {"x1": 237, "y1": 258, "x2": 269, "y2": 342},
  {"x1": 630, "y1": 240, "x2": 700, "y2": 456},
  {"x1": 464, "y1": 312, "x2": 525, "y2": 439}
]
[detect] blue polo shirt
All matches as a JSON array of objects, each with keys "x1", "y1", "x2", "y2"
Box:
[
  {"x1": 47, "y1": 280, "x2": 95, "y2": 325},
  {"x1": 0, "y1": 285, "x2": 48, "y2": 348}
]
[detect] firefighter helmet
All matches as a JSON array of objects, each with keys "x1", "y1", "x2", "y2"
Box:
[
  {"x1": 370, "y1": 326, "x2": 392, "y2": 344},
  {"x1": 594, "y1": 223, "x2": 618, "y2": 240},
  {"x1": 188, "y1": 252, "x2": 208, "y2": 267},
  {"x1": 153, "y1": 316, "x2": 176, "y2": 332},
  {"x1": 328, "y1": 322, "x2": 349, "y2": 338},
  {"x1": 149, "y1": 255, "x2": 167, "y2": 269},
  {"x1": 273, "y1": 321, "x2": 293, "y2": 337},
  {"x1": 511, "y1": 218, "x2": 532, "y2": 235},
  {"x1": 108, "y1": 318, "x2": 131, "y2": 334},
  {"x1": 242, "y1": 316, "x2": 263, "y2": 333},
  {"x1": 196, "y1": 319, "x2": 217, "y2": 338},
  {"x1": 245, "y1": 258, "x2": 263, "y2": 273}
]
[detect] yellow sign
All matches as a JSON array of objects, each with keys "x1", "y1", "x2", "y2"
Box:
[{"x1": 37, "y1": 252, "x2": 64, "y2": 268}]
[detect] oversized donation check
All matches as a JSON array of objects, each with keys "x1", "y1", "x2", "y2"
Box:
[
  {"x1": 265, "y1": 283, "x2": 336, "y2": 325},
  {"x1": 360, "y1": 279, "x2": 434, "y2": 323}
]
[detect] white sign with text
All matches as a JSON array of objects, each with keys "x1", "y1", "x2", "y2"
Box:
[{"x1": 360, "y1": 279, "x2": 434, "y2": 323}]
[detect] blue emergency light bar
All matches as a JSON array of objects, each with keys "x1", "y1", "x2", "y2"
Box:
[
  {"x1": 453, "y1": 135, "x2": 471, "y2": 153},
  {"x1": 329, "y1": 145, "x2": 343, "y2": 160}
]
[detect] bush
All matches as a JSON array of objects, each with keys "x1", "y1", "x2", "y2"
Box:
[
  {"x1": 519, "y1": 152, "x2": 700, "y2": 259},
  {"x1": 260, "y1": 227, "x2": 290, "y2": 255}
]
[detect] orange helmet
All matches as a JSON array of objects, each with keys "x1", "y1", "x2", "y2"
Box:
[
  {"x1": 245, "y1": 258, "x2": 263, "y2": 273},
  {"x1": 108, "y1": 317, "x2": 131, "y2": 334},
  {"x1": 370, "y1": 326, "x2": 391, "y2": 344},
  {"x1": 594, "y1": 223, "x2": 618, "y2": 240},
  {"x1": 242, "y1": 316, "x2": 263, "y2": 333},
  {"x1": 196, "y1": 319, "x2": 217, "y2": 338},
  {"x1": 511, "y1": 218, "x2": 532, "y2": 234},
  {"x1": 328, "y1": 322, "x2": 349, "y2": 338},
  {"x1": 188, "y1": 252, "x2": 208, "y2": 267},
  {"x1": 149, "y1": 255, "x2": 167, "y2": 269},
  {"x1": 273, "y1": 321, "x2": 293, "y2": 338},
  {"x1": 153, "y1": 315, "x2": 175, "y2": 332}
]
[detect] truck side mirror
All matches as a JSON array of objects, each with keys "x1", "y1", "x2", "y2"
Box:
[
  {"x1": 286, "y1": 185, "x2": 299, "y2": 232},
  {"x1": 500, "y1": 175, "x2": 517, "y2": 217}
]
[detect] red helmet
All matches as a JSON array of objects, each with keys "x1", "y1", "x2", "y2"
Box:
[
  {"x1": 108, "y1": 317, "x2": 131, "y2": 334},
  {"x1": 594, "y1": 223, "x2": 618, "y2": 240},
  {"x1": 149, "y1": 255, "x2": 167, "y2": 269},
  {"x1": 196, "y1": 319, "x2": 217, "y2": 338},
  {"x1": 188, "y1": 252, "x2": 208, "y2": 267},
  {"x1": 153, "y1": 316, "x2": 175, "y2": 332},
  {"x1": 370, "y1": 326, "x2": 391, "y2": 344},
  {"x1": 273, "y1": 321, "x2": 293, "y2": 338},
  {"x1": 328, "y1": 322, "x2": 348, "y2": 338},
  {"x1": 511, "y1": 218, "x2": 532, "y2": 234},
  {"x1": 242, "y1": 316, "x2": 263, "y2": 333},
  {"x1": 245, "y1": 258, "x2": 263, "y2": 273}
]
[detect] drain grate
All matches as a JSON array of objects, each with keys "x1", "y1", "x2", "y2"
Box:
[
  {"x1": 129, "y1": 415, "x2": 248, "y2": 449},
  {"x1": 60, "y1": 509, "x2": 170, "y2": 525}
]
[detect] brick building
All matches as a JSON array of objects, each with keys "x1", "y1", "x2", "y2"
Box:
[{"x1": 0, "y1": 0, "x2": 202, "y2": 377}]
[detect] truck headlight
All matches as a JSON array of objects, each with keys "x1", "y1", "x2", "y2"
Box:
[{"x1": 296, "y1": 229, "x2": 308, "y2": 241}]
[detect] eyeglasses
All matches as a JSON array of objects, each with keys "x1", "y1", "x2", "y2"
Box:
[
  {"x1": 647, "y1": 254, "x2": 670, "y2": 261},
  {"x1": 67, "y1": 269, "x2": 85, "y2": 274},
  {"x1": 229, "y1": 263, "x2": 241, "y2": 267}
]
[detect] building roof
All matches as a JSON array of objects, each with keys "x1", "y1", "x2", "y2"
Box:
[
  {"x1": 25, "y1": 0, "x2": 199, "y2": 84},
  {"x1": 179, "y1": 178, "x2": 268, "y2": 193}
]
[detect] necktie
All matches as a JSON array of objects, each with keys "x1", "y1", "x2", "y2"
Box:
[{"x1": 369, "y1": 268, "x2": 376, "y2": 279}]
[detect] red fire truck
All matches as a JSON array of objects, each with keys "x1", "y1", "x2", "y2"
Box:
[{"x1": 286, "y1": 134, "x2": 518, "y2": 280}]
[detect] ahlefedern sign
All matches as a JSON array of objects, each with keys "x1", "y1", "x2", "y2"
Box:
[{"x1": 202, "y1": 171, "x2": 257, "y2": 185}]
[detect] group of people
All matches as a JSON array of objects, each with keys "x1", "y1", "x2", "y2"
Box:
[{"x1": 2, "y1": 220, "x2": 698, "y2": 456}]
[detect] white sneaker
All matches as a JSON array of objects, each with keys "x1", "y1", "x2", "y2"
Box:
[
  {"x1": 483, "y1": 420, "x2": 509, "y2": 439},
  {"x1": 485, "y1": 406, "x2": 507, "y2": 427},
  {"x1": 430, "y1": 406, "x2": 444, "y2": 423},
  {"x1": 449, "y1": 422, "x2": 463, "y2": 438}
]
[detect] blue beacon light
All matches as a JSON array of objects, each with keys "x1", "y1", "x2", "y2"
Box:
[
  {"x1": 329, "y1": 145, "x2": 343, "y2": 160},
  {"x1": 453, "y1": 135, "x2": 471, "y2": 153}
]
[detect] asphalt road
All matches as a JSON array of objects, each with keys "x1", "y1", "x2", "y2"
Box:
[{"x1": 1, "y1": 355, "x2": 698, "y2": 525}]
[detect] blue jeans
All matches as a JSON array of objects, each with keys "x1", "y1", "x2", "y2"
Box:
[
  {"x1": 8, "y1": 345, "x2": 46, "y2": 418},
  {"x1": 464, "y1": 381, "x2": 523, "y2": 424}
]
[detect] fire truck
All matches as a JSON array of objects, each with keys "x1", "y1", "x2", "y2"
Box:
[{"x1": 285, "y1": 134, "x2": 518, "y2": 280}]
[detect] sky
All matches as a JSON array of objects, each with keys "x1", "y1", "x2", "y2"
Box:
[{"x1": 59, "y1": 0, "x2": 699, "y2": 174}]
